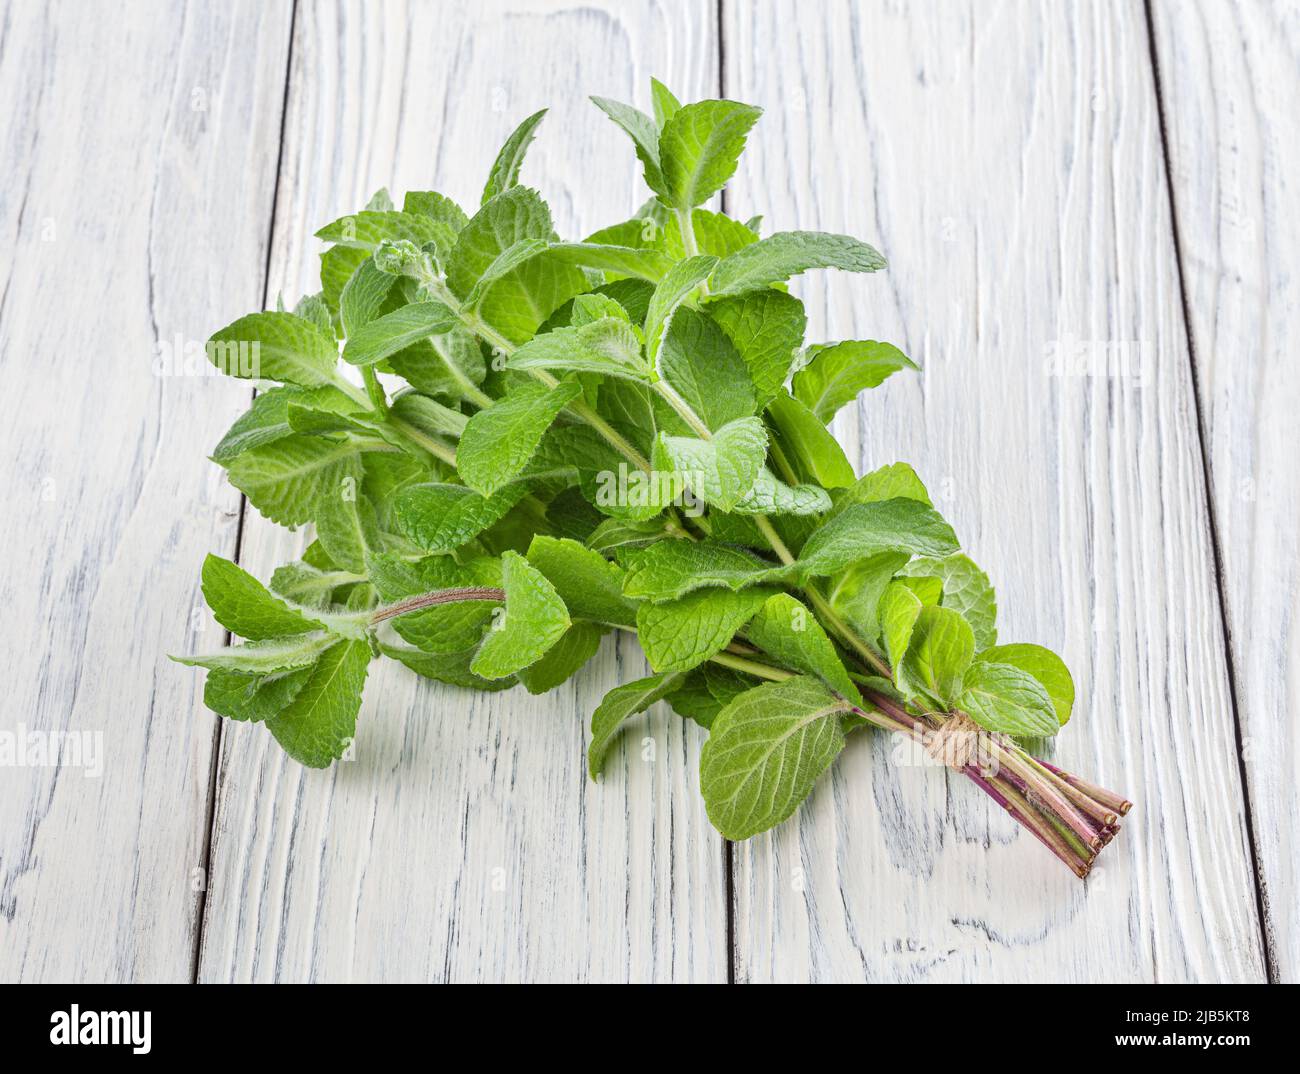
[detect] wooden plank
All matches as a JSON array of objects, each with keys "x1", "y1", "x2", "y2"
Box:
[
  {"x1": 1150, "y1": 0, "x2": 1298, "y2": 982},
  {"x1": 723, "y1": 0, "x2": 1267, "y2": 982},
  {"x1": 197, "y1": 0, "x2": 726, "y2": 983},
  {"x1": 0, "y1": 1, "x2": 293, "y2": 981}
]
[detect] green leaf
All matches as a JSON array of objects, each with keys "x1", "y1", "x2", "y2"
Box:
[
  {"x1": 957, "y1": 661, "x2": 1058, "y2": 737},
  {"x1": 622, "y1": 540, "x2": 783, "y2": 601},
  {"x1": 644, "y1": 255, "x2": 719, "y2": 361},
  {"x1": 743, "y1": 592, "x2": 861, "y2": 703},
  {"x1": 403, "y1": 191, "x2": 470, "y2": 236},
  {"x1": 471, "y1": 551, "x2": 571, "y2": 679},
  {"x1": 386, "y1": 325, "x2": 486, "y2": 401},
  {"x1": 207, "y1": 312, "x2": 339, "y2": 387},
  {"x1": 482, "y1": 108, "x2": 548, "y2": 204},
  {"x1": 649, "y1": 78, "x2": 681, "y2": 129},
  {"x1": 293, "y1": 292, "x2": 334, "y2": 336},
  {"x1": 313, "y1": 486, "x2": 379, "y2": 573},
  {"x1": 269, "y1": 562, "x2": 364, "y2": 608},
  {"x1": 173, "y1": 631, "x2": 335, "y2": 674},
  {"x1": 462, "y1": 238, "x2": 549, "y2": 310},
  {"x1": 394, "y1": 482, "x2": 528, "y2": 554},
  {"x1": 446, "y1": 187, "x2": 586, "y2": 343},
  {"x1": 200, "y1": 554, "x2": 333, "y2": 639},
  {"x1": 898, "y1": 554, "x2": 997, "y2": 651},
  {"x1": 659, "y1": 100, "x2": 763, "y2": 210},
  {"x1": 637, "y1": 586, "x2": 774, "y2": 673},
  {"x1": 879, "y1": 581, "x2": 924, "y2": 681},
  {"x1": 379, "y1": 640, "x2": 514, "y2": 692},
  {"x1": 658, "y1": 307, "x2": 756, "y2": 431},
  {"x1": 660, "y1": 209, "x2": 758, "y2": 260},
  {"x1": 796, "y1": 499, "x2": 960, "y2": 578},
  {"x1": 525, "y1": 535, "x2": 638, "y2": 626},
  {"x1": 902, "y1": 605, "x2": 975, "y2": 706},
  {"x1": 456, "y1": 380, "x2": 583, "y2": 495},
  {"x1": 667, "y1": 663, "x2": 753, "y2": 729},
  {"x1": 265, "y1": 639, "x2": 371, "y2": 767},
  {"x1": 226, "y1": 436, "x2": 363, "y2": 527},
  {"x1": 707, "y1": 290, "x2": 806, "y2": 407},
  {"x1": 506, "y1": 318, "x2": 650, "y2": 381},
  {"x1": 339, "y1": 257, "x2": 398, "y2": 336},
  {"x1": 342, "y1": 301, "x2": 459, "y2": 367},
  {"x1": 315, "y1": 210, "x2": 451, "y2": 252},
  {"x1": 731, "y1": 468, "x2": 834, "y2": 515},
  {"x1": 547, "y1": 242, "x2": 674, "y2": 282},
  {"x1": 590, "y1": 97, "x2": 668, "y2": 199},
  {"x1": 710, "y1": 231, "x2": 886, "y2": 297},
  {"x1": 835, "y1": 462, "x2": 932, "y2": 513},
  {"x1": 826, "y1": 551, "x2": 911, "y2": 641},
  {"x1": 211, "y1": 386, "x2": 361, "y2": 463},
  {"x1": 388, "y1": 391, "x2": 468, "y2": 441},
  {"x1": 793, "y1": 340, "x2": 916, "y2": 422},
  {"x1": 517, "y1": 621, "x2": 604, "y2": 694},
  {"x1": 369, "y1": 553, "x2": 502, "y2": 654},
  {"x1": 654, "y1": 417, "x2": 767, "y2": 511},
  {"x1": 699, "y1": 676, "x2": 848, "y2": 840},
  {"x1": 766, "y1": 391, "x2": 856, "y2": 488},
  {"x1": 587, "y1": 671, "x2": 684, "y2": 779},
  {"x1": 203, "y1": 666, "x2": 314, "y2": 723},
  {"x1": 975, "y1": 644, "x2": 1074, "y2": 725}
]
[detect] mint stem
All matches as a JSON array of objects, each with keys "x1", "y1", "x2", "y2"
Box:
[{"x1": 371, "y1": 587, "x2": 505, "y2": 624}]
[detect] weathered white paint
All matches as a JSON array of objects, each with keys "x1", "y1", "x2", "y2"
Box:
[
  {"x1": 196, "y1": 0, "x2": 727, "y2": 983},
  {"x1": 724, "y1": 0, "x2": 1267, "y2": 982},
  {"x1": 1152, "y1": 0, "x2": 1300, "y2": 982},
  {"x1": 0, "y1": 1, "x2": 294, "y2": 981}
]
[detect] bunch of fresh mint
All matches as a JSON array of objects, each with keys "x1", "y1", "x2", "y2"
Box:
[{"x1": 177, "y1": 82, "x2": 1129, "y2": 876}]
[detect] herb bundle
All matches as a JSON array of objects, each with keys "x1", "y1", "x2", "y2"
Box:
[{"x1": 178, "y1": 82, "x2": 1130, "y2": 877}]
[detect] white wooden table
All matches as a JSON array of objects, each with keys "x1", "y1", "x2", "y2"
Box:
[{"x1": 1, "y1": 0, "x2": 1293, "y2": 983}]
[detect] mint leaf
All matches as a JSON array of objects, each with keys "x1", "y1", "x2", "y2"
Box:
[
  {"x1": 507, "y1": 318, "x2": 650, "y2": 381},
  {"x1": 203, "y1": 666, "x2": 314, "y2": 723},
  {"x1": 793, "y1": 340, "x2": 916, "y2": 422},
  {"x1": 201, "y1": 554, "x2": 333, "y2": 639},
  {"x1": 369, "y1": 553, "x2": 502, "y2": 654},
  {"x1": 313, "y1": 485, "x2": 379, "y2": 572},
  {"x1": 339, "y1": 257, "x2": 398, "y2": 336},
  {"x1": 835, "y1": 461, "x2": 932, "y2": 512},
  {"x1": 482, "y1": 108, "x2": 548, "y2": 204},
  {"x1": 471, "y1": 551, "x2": 570, "y2": 679},
  {"x1": 649, "y1": 78, "x2": 681, "y2": 129},
  {"x1": 462, "y1": 237, "x2": 550, "y2": 310},
  {"x1": 403, "y1": 191, "x2": 470, "y2": 235},
  {"x1": 957, "y1": 661, "x2": 1058, "y2": 738},
  {"x1": 898, "y1": 553, "x2": 997, "y2": 651},
  {"x1": 622, "y1": 540, "x2": 783, "y2": 602},
  {"x1": 659, "y1": 100, "x2": 762, "y2": 210},
  {"x1": 342, "y1": 301, "x2": 459, "y2": 367},
  {"x1": 826, "y1": 550, "x2": 911, "y2": 641},
  {"x1": 661, "y1": 209, "x2": 758, "y2": 259},
  {"x1": 796, "y1": 499, "x2": 960, "y2": 577},
  {"x1": 879, "y1": 580, "x2": 925, "y2": 682},
  {"x1": 699, "y1": 676, "x2": 848, "y2": 840},
  {"x1": 547, "y1": 242, "x2": 674, "y2": 282},
  {"x1": 316, "y1": 210, "x2": 450, "y2": 251},
  {"x1": 457, "y1": 380, "x2": 583, "y2": 495},
  {"x1": 654, "y1": 417, "x2": 767, "y2": 511},
  {"x1": 517, "y1": 621, "x2": 604, "y2": 694},
  {"x1": 731, "y1": 468, "x2": 834, "y2": 516},
  {"x1": 379, "y1": 640, "x2": 514, "y2": 692},
  {"x1": 766, "y1": 390, "x2": 856, "y2": 489},
  {"x1": 658, "y1": 307, "x2": 756, "y2": 431},
  {"x1": 644, "y1": 255, "x2": 719, "y2": 362},
  {"x1": 707, "y1": 289, "x2": 806, "y2": 407},
  {"x1": 710, "y1": 231, "x2": 886, "y2": 297},
  {"x1": 395, "y1": 482, "x2": 528, "y2": 554},
  {"x1": 590, "y1": 96, "x2": 667, "y2": 199},
  {"x1": 265, "y1": 639, "x2": 371, "y2": 767},
  {"x1": 637, "y1": 586, "x2": 773, "y2": 673},
  {"x1": 207, "y1": 312, "x2": 339, "y2": 386},
  {"x1": 172, "y1": 631, "x2": 335, "y2": 674},
  {"x1": 667, "y1": 663, "x2": 753, "y2": 729},
  {"x1": 211, "y1": 385, "x2": 361, "y2": 464},
  {"x1": 744, "y1": 592, "x2": 861, "y2": 704},
  {"x1": 902, "y1": 605, "x2": 975, "y2": 706},
  {"x1": 226, "y1": 437, "x2": 363, "y2": 527},
  {"x1": 386, "y1": 324, "x2": 486, "y2": 401},
  {"x1": 976, "y1": 644, "x2": 1074, "y2": 725},
  {"x1": 587, "y1": 671, "x2": 684, "y2": 779},
  {"x1": 525, "y1": 535, "x2": 638, "y2": 626}
]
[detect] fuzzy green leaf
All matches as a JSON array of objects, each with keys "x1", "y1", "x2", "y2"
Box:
[
  {"x1": 743, "y1": 592, "x2": 861, "y2": 704},
  {"x1": 394, "y1": 482, "x2": 528, "y2": 554},
  {"x1": 457, "y1": 380, "x2": 583, "y2": 495},
  {"x1": 699, "y1": 676, "x2": 848, "y2": 840},
  {"x1": 975, "y1": 644, "x2": 1074, "y2": 726},
  {"x1": 957, "y1": 661, "x2": 1058, "y2": 737},
  {"x1": 637, "y1": 586, "x2": 774, "y2": 674},
  {"x1": 471, "y1": 551, "x2": 571, "y2": 679},
  {"x1": 766, "y1": 391, "x2": 856, "y2": 489},
  {"x1": 517, "y1": 621, "x2": 604, "y2": 694},
  {"x1": 207, "y1": 312, "x2": 339, "y2": 387},
  {"x1": 644, "y1": 255, "x2": 719, "y2": 361},
  {"x1": 898, "y1": 554, "x2": 997, "y2": 651},
  {"x1": 342, "y1": 301, "x2": 459, "y2": 367},
  {"x1": 710, "y1": 231, "x2": 886, "y2": 297},
  {"x1": 588, "y1": 671, "x2": 684, "y2": 779},
  {"x1": 707, "y1": 289, "x2": 806, "y2": 407},
  {"x1": 659, "y1": 100, "x2": 762, "y2": 210},
  {"x1": 507, "y1": 318, "x2": 650, "y2": 381},
  {"x1": 482, "y1": 108, "x2": 548, "y2": 205},
  {"x1": 654, "y1": 417, "x2": 767, "y2": 511},
  {"x1": 265, "y1": 639, "x2": 371, "y2": 767},
  {"x1": 173, "y1": 631, "x2": 335, "y2": 674},
  {"x1": 796, "y1": 499, "x2": 960, "y2": 578},
  {"x1": 902, "y1": 605, "x2": 975, "y2": 706},
  {"x1": 225, "y1": 437, "x2": 363, "y2": 527},
  {"x1": 622, "y1": 540, "x2": 783, "y2": 602},
  {"x1": 525, "y1": 535, "x2": 638, "y2": 626},
  {"x1": 793, "y1": 340, "x2": 916, "y2": 422}
]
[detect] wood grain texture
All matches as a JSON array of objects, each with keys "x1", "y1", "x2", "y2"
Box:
[
  {"x1": 723, "y1": 0, "x2": 1267, "y2": 982},
  {"x1": 1151, "y1": 0, "x2": 1300, "y2": 982},
  {"x1": 0, "y1": 1, "x2": 293, "y2": 981},
  {"x1": 196, "y1": 0, "x2": 727, "y2": 983}
]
